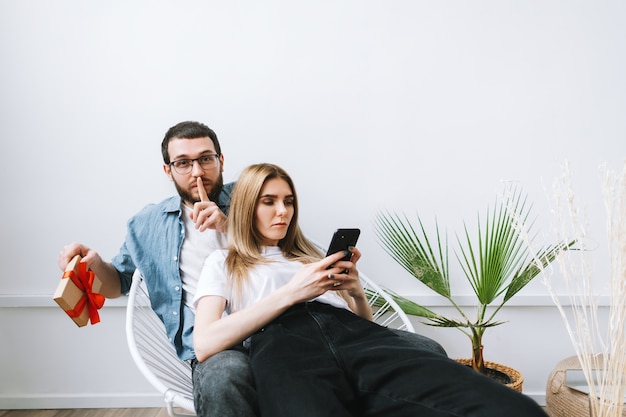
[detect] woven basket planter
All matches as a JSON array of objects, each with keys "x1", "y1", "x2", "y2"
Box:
[
  {"x1": 455, "y1": 359, "x2": 524, "y2": 392},
  {"x1": 546, "y1": 355, "x2": 626, "y2": 417}
]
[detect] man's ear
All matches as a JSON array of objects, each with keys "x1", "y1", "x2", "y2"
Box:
[{"x1": 163, "y1": 164, "x2": 173, "y2": 180}]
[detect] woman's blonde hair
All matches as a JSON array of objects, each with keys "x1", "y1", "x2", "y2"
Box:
[{"x1": 226, "y1": 163, "x2": 324, "y2": 299}]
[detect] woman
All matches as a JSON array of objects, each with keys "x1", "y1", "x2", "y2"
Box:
[{"x1": 193, "y1": 163, "x2": 548, "y2": 417}]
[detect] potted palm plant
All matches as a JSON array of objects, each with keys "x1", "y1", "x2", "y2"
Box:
[{"x1": 374, "y1": 185, "x2": 574, "y2": 391}]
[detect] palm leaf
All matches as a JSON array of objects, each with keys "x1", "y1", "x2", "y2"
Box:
[
  {"x1": 503, "y1": 239, "x2": 576, "y2": 302},
  {"x1": 374, "y1": 212, "x2": 450, "y2": 298},
  {"x1": 389, "y1": 290, "x2": 507, "y2": 328},
  {"x1": 456, "y1": 187, "x2": 532, "y2": 305},
  {"x1": 382, "y1": 288, "x2": 443, "y2": 319}
]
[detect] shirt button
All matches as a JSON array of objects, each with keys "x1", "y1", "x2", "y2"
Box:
[
  {"x1": 173, "y1": 256, "x2": 178, "y2": 261},
  {"x1": 175, "y1": 286, "x2": 180, "y2": 291},
  {"x1": 173, "y1": 311, "x2": 178, "y2": 316}
]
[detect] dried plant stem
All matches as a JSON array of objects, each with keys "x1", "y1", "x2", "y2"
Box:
[{"x1": 545, "y1": 161, "x2": 626, "y2": 417}]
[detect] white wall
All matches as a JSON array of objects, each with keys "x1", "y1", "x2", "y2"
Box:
[{"x1": 1, "y1": 0, "x2": 625, "y2": 409}]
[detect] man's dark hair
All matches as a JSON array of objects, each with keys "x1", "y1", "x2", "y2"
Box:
[{"x1": 161, "y1": 121, "x2": 222, "y2": 164}]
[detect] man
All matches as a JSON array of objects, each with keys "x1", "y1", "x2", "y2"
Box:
[
  {"x1": 59, "y1": 121, "x2": 257, "y2": 417},
  {"x1": 58, "y1": 121, "x2": 446, "y2": 417}
]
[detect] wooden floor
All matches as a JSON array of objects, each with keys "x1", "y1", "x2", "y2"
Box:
[
  {"x1": 0, "y1": 407, "x2": 549, "y2": 416},
  {"x1": 0, "y1": 409, "x2": 170, "y2": 417}
]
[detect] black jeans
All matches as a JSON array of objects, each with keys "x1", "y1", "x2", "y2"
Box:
[{"x1": 249, "y1": 302, "x2": 547, "y2": 417}]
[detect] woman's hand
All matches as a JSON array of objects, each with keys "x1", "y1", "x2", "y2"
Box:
[
  {"x1": 325, "y1": 247, "x2": 373, "y2": 321},
  {"x1": 284, "y1": 247, "x2": 373, "y2": 321},
  {"x1": 282, "y1": 251, "x2": 347, "y2": 303},
  {"x1": 325, "y1": 247, "x2": 363, "y2": 297}
]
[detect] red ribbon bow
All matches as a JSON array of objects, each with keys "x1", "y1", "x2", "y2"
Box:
[{"x1": 62, "y1": 262, "x2": 105, "y2": 325}]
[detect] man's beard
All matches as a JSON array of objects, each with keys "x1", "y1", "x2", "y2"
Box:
[{"x1": 174, "y1": 175, "x2": 224, "y2": 205}]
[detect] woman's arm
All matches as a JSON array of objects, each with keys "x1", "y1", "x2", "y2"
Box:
[
  {"x1": 194, "y1": 251, "x2": 352, "y2": 362},
  {"x1": 193, "y1": 289, "x2": 294, "y2": 362},
  {"x1": 347, "y1": 290, "x2": 374, "y2": 321}
]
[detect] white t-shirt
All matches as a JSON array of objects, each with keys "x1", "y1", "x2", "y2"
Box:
[
  {"x1": 193, "y1": 246, "x2": 350, "y2": 314},
  {"x1": 180, "y1": 205, "x2": 227, "y2": 310}
]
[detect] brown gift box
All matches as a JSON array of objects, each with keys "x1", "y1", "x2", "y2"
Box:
[{"x1": 53, "y1": 255, "x2": 105, "y2": 327}]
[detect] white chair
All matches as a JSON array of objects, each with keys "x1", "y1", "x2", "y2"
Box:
[{"x1": 126, "y1": 260, "x2": 414, "y2": 416}]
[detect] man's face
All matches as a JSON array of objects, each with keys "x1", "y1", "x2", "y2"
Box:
[{"x1": 163, "y1": 137, "x2": 225, "y2": 206}]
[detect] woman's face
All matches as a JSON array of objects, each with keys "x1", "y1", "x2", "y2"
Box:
[{"x1": 255, "y1": 177, "x2": 295, "y2": 246}]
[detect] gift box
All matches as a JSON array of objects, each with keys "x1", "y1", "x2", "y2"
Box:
[{"x1": 53, "y1": 255, "x2": 105, "y2": 327}]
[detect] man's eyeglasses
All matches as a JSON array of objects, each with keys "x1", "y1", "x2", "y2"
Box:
[{"x1": 169, "y1": 154, "x2": 221, "y2": 174}]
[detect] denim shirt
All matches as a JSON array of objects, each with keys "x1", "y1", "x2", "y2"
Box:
[{"x1": 111, "y1": 182, "x2": 234, "y2": 361}]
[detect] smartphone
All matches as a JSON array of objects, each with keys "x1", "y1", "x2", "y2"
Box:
[{"x1": 325, "y1": 228, "x2": 361, "y2": 262}]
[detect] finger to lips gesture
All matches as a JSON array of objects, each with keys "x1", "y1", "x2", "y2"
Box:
[{"x1": 191, "y1": 177, "x2": 227, "y2": 233}]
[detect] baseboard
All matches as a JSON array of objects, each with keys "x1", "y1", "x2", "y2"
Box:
[
  {"x1": 0, "y1": 293, "x2": 614, "y2": 308},
  {"x1": 0, "y1": 294, "x2": 128, "y2": 308},
  {"x1": 0, "y1": 391, "x2": 546, "y2": 410},
  {"x1": 528, "y1": 392, "x2": 546, "y2": 407},
  {"x1": 0, "y1": 392, "x2": 165, "y2": 410}
]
